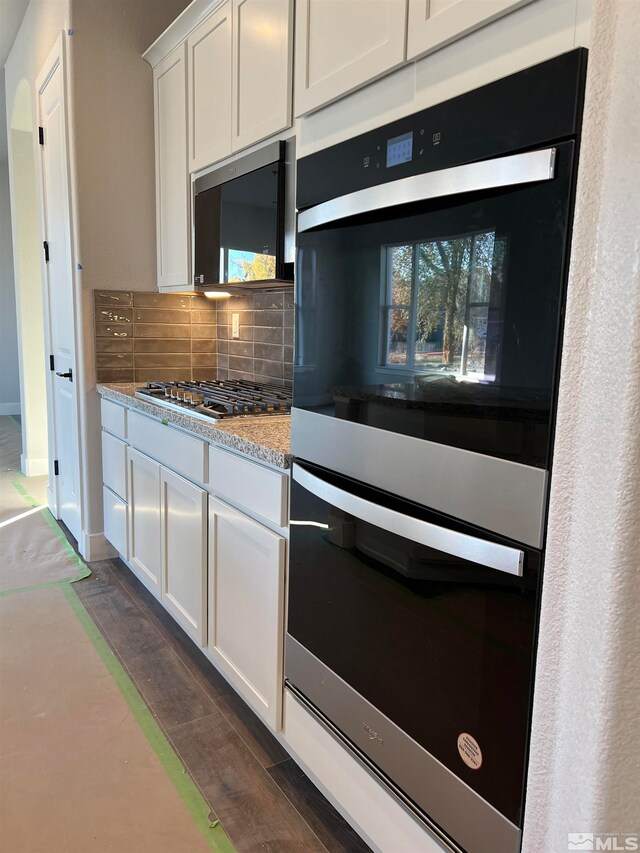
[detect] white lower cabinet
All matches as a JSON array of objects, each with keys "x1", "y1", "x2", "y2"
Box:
[
  {"x1": 103, "y1": 485, "x2": 128, "y2": 559},
  {"x1": 208, "y1": 495, "x2": 286, "y2": 730},
  {"x1": 127, "y1": 446, "x2": 162, "y2": 595},
  {"x1": 161, "y1": 467, "x2": 207, "y2": 646}
]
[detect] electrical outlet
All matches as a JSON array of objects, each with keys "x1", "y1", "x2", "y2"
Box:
[{"x1": 231, "y1": 313, "x2": 240, "y2": 339}]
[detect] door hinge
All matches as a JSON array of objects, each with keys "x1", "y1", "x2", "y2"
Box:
[
  {"x1": 43, "y1": 241, "x2": 50, "y2": 263},
  {"x1": 49, "y1": 355, "x2": 55, "y2": 371},
  {"x1": 38, "y1": 126, "x2": 45, "y2": 145},
  {"x1": 54, "y1": 460, "x2": 59, "y2": 476}
]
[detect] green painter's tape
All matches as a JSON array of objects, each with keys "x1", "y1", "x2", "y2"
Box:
[
  {"x1": 8, "y1": 473, "x2": 91, "y2": 586},
  {"x1": 62, "y1": 584, "x2": 236, "y2": 853},
  {"x1": 9, "y1": 415, "x2": 21, "y2": 429},
  {"x1": 162, "y1": 418, "x2": 169, "y2": 426},
  {"x1": 10, "y1": 475, "x2": 40, "y2": 508}
]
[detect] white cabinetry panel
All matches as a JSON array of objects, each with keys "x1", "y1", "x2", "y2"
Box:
[
  {"x1": 103, "y1": 486, "x2": 128, "y2": 559},
  {"x1": 101, "y1": 430, "x2": 127, "y2": 501},
  {"x1": 101, "y1": 399, "x2": 127, "y2": 439},
  {"x1": 407, "y1": 0, "x2": 535, "y2": 61},
  {"x1": 188, "y1": 4, "x2": 233, "y2": 171},
  {"x1": 127, "y1": 410, "x2": 207, "y2": 485},
  {"x1": 154, "y1": 43, "x2": 190, "y2": 289},
  {"x1": 231, "y1": 0, "x2": 293, "y2": 151},
  {"x1": 127, "y1": 447, "x2": 162, "y2": 595},
  {"x1": 294, "y1": 0, "x2": 408, "y2": 116},
  {"x1": 208, "y1": 496, "x2": 286, "y2": 729},
  {"x1": 161, "y1": 467, "x2": 208, "y2": 645},
  {"x1": 209, "y1": 445, "x2": 288, "y2": 527}
]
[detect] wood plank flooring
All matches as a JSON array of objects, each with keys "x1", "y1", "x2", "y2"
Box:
[{"x1": 76, "y1": 559, "x2": 371, "y2": 853}]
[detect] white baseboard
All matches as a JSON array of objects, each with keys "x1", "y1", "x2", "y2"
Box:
[
  {"x1": 0, "y1": 402, "x2": 21, "y2": 416},
  {"x1": 79, "y1": 531, "x2": 117, "y2": 562},
  {"x1": 21, "y1": 454, "x2": 49, "y2": 477}
]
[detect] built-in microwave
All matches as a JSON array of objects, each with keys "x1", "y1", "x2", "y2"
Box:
[{"x1": 193, "y1": 139, "x2": 295, "y2": 292}]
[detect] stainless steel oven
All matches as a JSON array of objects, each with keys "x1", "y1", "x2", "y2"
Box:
[{"x1": 286, "y1": 49, "x2": 587, "y2": 853}]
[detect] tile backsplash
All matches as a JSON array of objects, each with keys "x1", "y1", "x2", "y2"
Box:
[
  {"x1": 94, "y1": 289, "x2": 293, "y2": 387},
  {"x1": 215, "y1": 291, "x2": 293, "y2": 388}
]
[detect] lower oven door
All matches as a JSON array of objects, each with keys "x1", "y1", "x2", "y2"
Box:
[{"x1": 286, "y1": 460, "x2": 542, "y2": 853}]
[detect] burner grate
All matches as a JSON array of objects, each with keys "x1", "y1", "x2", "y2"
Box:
[{"x1": 135, "y1": 380, "x2": 292, "y2": 420}]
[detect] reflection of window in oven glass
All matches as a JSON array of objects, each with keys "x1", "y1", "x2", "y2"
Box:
[
  {"x1": 381, "y1": 232, "x2": 506, "y2": 381},
  {"x1": 221, "y1": 247, "x2": 276, "y2": 282}
]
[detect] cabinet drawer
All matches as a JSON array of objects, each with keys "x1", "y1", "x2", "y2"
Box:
[
  {"x1": 128, "y1": 410, "x2": 207, "y2": 484},
  {"x1": 103, "y1": 486, "x2": 128, "y2": 559},
  {"x1": 209, "y1": 446, "x2": 288, "y2": 527},
  {"x1": 101, "y1": 398, "x2": 127, "y2": 439},
  {"x1": 101, "y1": 430, "x2": 128, "y2": 500}
]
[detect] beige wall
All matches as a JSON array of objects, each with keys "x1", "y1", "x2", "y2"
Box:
[
  {"x1": 523, "y1": 0, "x2": 640, "y2": 848},
  {"x1": 69, "y1": 0, "x2": 191, "y2": 551}
]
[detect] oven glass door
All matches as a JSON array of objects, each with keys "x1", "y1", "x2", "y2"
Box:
[
  {"x1": 294, "y1": 142, "x2": 575, "y2": 468},
  {"x1": 287, "y1": 461, "x2": 541, "y2": 828}
]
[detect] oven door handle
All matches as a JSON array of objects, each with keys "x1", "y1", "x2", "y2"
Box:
[
  {"x1": 292, "y1": 463, "x2": 524, "y2": 577},
  {"x1": 297, "y1": 146, "x2": 556, "y2": 233}
]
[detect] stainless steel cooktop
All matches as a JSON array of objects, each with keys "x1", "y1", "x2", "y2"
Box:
[{"x1": 135, "y1": 380, "x2": 291, "y2": 421}]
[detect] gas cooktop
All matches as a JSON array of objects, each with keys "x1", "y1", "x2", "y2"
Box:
[{"x1": 136, "y1": 380, "x2": 291, "y2": 421}]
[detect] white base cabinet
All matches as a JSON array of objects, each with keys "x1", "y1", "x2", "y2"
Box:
[
  {"x1": 127, "y1": 447, "x2": 162, "y2": 595},
  {"x1": 208, "y1": 496, "x2": 286, "y2": 730},
  {"x1": 161, "y1": 467, "x2": 207, "y2": 646}
]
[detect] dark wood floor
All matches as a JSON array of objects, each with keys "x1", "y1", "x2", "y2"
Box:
[{"x1": 75, "y1": 559, "x2": 372, "y2": 853}]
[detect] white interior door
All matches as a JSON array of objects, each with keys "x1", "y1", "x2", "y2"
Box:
[{"x1": 37, "y1": 39, "x2": 82, "y2": 542}]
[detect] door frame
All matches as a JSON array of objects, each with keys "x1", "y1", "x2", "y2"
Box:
[{"x1": 35, "y1": 32, "x2": 85, "y2": 539}]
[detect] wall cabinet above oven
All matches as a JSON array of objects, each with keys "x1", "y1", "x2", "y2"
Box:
[
  {"x1": 294, "y1": 0, "x2": 536, "y2": 117},
  {"x1": 144, "y1": 0, "x2": 293, "y2": 291}
]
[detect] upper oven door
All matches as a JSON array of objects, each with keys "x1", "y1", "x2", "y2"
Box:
[{"x1": 294, "y1": 142, "x2": 576, "y2": 471}]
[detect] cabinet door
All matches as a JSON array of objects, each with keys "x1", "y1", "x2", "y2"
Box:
[
  {"x1": 187, "y1": 3, "x2": 233, "y2": 172},
  {"x1": 406, "y1": 0, "x2": 534, "y2": 61},
  {"x1": 208, "y1": 496, "x2": 286, "y2": 730},
  {"x1": 294, "y1": 0, "x2": 407, "y2": 117},
  {"x1": 154, "y1": 43, "x2": 190, "y2": 289},
  {"x1": 161, "y1": 467, "x2": 207, "y2": 646},
  {"x1": 127, "y1": 447, "x2": 162, "y2": 595},
  {"x1": 231, "y1": 0, "x2": 293, "y2": 152}
]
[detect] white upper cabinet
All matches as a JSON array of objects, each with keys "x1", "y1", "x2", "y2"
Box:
[
  {"x1": 187, "y1": 3, "x2": 233, "y2": 172},
  {"x1": 406, "y1": 0, "x2": 535, "y2": 61},
  {"x1": 294, "y1": 0, "x2": 408, "y2": 117},
  {"x1": 153, "y1": 44, "x2": 190, "y2": 289},
  {"x1": 231, "y1": 0, "x2": 293, "y2": 151}
]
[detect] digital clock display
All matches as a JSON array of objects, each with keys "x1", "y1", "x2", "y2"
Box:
[{"x1": 386, "y1": 132, "x2": 413, "y2": 167}]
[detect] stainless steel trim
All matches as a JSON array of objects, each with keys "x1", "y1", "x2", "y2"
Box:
[
  {"x1": 285, "y1": 635, "x2": 522, "y2": 853},
  {"x1": 298, "y1": 147, "x2": 556, "y2": 232},
  {"x1": 293, "y1": 462, "x2": 524, "y2": 576},
  {"x1": 194, "y1": 140, "x2": 283, "y2": 195},
  {"x1": 291, "y1": 408, "x2": 547, "y2": 548}
]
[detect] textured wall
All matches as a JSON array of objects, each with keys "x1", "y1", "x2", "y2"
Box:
[{"x1": 523, "y1": 1, "x2": 640, "y2": 849}]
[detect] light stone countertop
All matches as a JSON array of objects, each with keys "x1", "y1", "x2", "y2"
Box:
[{"x1": 97, "y1": 383, "x2": 291, "y2": 470}]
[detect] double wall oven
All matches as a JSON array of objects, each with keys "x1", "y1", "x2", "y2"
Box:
[{"x1": 286, "y1": 50, "x2": 587, "y2": 853}]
